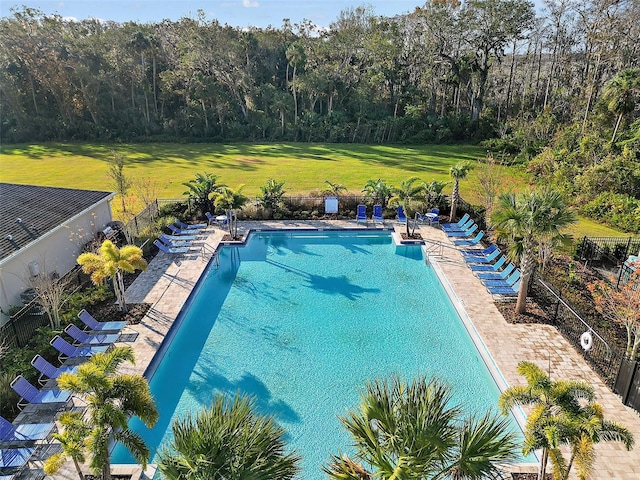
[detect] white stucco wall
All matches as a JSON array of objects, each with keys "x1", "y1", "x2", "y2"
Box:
[{"x1": 0, "y1": 198, "x2": 114, "y2": 324}]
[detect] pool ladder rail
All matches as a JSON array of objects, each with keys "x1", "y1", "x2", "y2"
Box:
[{"x1": 200, "y1": 243, "x2": 220, "y2": 267}]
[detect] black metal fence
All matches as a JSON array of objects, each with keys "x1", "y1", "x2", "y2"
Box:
[
  {"x1": 615, "y1": 359, "x2": 640, "y2": 412},
  {"x1": 530, "y1": 273, "x2": 626, "y2": 389},
  {"x1": 122, "y1": 200, "x2": 161, "y2": 242},
  {"x1": 575, "y1": 236, "x2": 640, "y2": 268},
  {"x1": 0, "y1": 267, "x2": 86, "y2": 348}
]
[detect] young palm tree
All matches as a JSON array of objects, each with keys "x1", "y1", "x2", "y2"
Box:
[
  {"x1": 156, "y1": 393, "x2": 300, "y2": 480},
  {"x1": 602, "y1": 68, "x2": 640, "y2": 145},
  {"x1": 259, "y1": 178, "x2": 287, "y2": 213},
  {"x1": 491, "y1": 188, "x2": 576, "y2": 314},
  {"x1": 324, "y1": 376, "x2": 518, "y2": 480},
  {"x1": 449, "y1": 162, "x2": 472, "y2": 221},
  {"x1": 323, "y1": 180, "x2": 348, "y2": 197},
  {"x1": 214, "y1": 185, "x2": 248, "y2": 238},
  {"x1": 182, "y1": 172, "x2": 226, "y2": 214},
  {"x1": 389, "y1": 177, "x2": 425, "y2": 237},
  {"x1": 77, "y1": 240, "x2": 147, "y2": 313},
  {"x1": 43, "y1": 411, "x2": 90, "y2": 480},
  {"x1": 57, "y1": 346, "x2": 158, "y2": 480},
  {"x1": 554, "y1": 402, "x2": 634, "y2": 480},
  {"x1": 362, "y1": 178, "x2": 393, "y2": 209},
  {"x1": 498, "y1": 361, "x2": 595, "y2": 480}
]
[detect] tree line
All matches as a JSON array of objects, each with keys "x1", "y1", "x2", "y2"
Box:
[{"x1": 0, "y1": 0, "x2": 638, "y2": 144}]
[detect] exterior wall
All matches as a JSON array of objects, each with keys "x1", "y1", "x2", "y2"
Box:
[{"x1": 0, "y1": 199, "x2": 113, "y2": 324}]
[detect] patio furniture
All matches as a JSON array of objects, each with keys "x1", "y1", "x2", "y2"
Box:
[
  {"x1": 445, "y1": 223, "x2": 478, "y2": 238},
  {"x1": 372, "y1": 205, "x2": 384, "y2": 224},
  {"x1": 356, "y1": 205, "x2": 367, "y2": 224},
  {"x1": 477, "y1": 263, "x2": 516, "y2": 281},
  {"x1": 453, "y1": 231, "x2": 484, "y2": 246},
  {"x1": 78, "y1": 309, "x2": 126, "y2": 333},
  {"x1": 168, "y1": 224, "x2": 202, "y2": 236},
  {"x1": 30, "y1": 355, "x2": 78, "y2": 386},
  {"x1": 63, "y1": 324, "x2": 119, "y2": 346},
  {"x1": 50, "y1": 335, "x2": 110, "y2": 363},
  {"x1": 396, "y1": 206, "x2": 407, "y2": 222},
  {"x1": 470, "y1": 255, "x2": 507, "y2": 273},
  {"x1": 441, "y1": 213, "x2": 470, "y2": 232},
  {"x1": 176, "y1": 219, "x2": 207, "y2": 230},
  {"x1": 154, "y1": 239, "x2": 189, "y2": 255},
  {"x1": 0, "y1": 447, "x2": 34, "y2": 472},
  {"x1": 0, "y1": 416, "x2": 55, "y2": 444},
  {"x1": 9, "y1": 376, "x2": 71, "y2": 411}
]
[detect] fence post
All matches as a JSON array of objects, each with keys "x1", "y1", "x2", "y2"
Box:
[{"x1": 554, "y1": 289, "x2": 562, "y2": 324}]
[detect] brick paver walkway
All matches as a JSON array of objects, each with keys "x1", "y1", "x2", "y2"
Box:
[{"x1": 54, "y1": 220, "x2": 639, "y2": 480}]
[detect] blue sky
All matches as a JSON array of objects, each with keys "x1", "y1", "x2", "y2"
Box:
[{"x1": 0, "y1": 1, "x2": 425, "y2": 28}]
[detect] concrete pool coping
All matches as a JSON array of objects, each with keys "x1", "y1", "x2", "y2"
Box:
[{"x1": 53, "y1": 220, "x2": 640, "y2": 480}]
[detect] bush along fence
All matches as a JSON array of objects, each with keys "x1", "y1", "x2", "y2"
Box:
[{"x1": 530, "y1": 271, "x2": 639, "y2": 414}]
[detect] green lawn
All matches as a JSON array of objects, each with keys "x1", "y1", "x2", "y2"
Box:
[{"x1": 0, "y1": 142, "x2": 628, "y2": 238}]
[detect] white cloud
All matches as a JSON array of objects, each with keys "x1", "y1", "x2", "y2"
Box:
[{"x1": 242, "y1": 0, "x2": 259, "y2": 7}]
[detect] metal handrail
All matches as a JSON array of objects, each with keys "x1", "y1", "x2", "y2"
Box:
[{"x1": 537, "y1": 278, "x2": 611, "y2": 351}]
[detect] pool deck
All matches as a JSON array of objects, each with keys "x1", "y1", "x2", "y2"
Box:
[{"x1": 56, "y1": 220, "x2": 639, "y2": 480}]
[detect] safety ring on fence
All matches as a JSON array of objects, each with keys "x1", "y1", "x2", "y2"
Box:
[{"x1": 580, "y1": 331, "x2": 593, "y2": 351}]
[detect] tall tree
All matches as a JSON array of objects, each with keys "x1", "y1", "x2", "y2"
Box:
[
  {"x1": 390, "y1": 176, "x2": 425, "y2": 237},
  {"x1": 491, "y1": 188, "x2": 576, "y2": 313},
  {"x1": 107, "y1": 151, "x2": 132, "y2": 216},
  {"x1": 77, "y1": 240, "x2": 148, "y2": 313},
  {"x1": 156, "y1": 393, "x2": 300, "y2": 480},
  {"x1": 324, "y1": 376, "x2": 518, "y2": 480},
  {"x1": 56, "y1": 347, "x2": 158, "y2": 480},
  {"x1": 601, "y1": 68, "x2": 640, "y2": 144}
]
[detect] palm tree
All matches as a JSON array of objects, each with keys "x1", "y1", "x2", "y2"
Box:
[
  {"x1": 498, "y1": 361, "x2": 595, "y2": 480},
  {"x1": 423, "y1": 179, "x2": 449, "y2": 209},
  {"x1": 389, "y1": 177, "x2": 425, "y2": 237},
  {"x1": 182, "y1": 172, "x2": 226, "y2": 214},
  {"x1": 602, "y1": 68, "x2": 640, "y2": 145},
  {"x1": 323, "y1": 180, "x2": 348, "y2": 197},
  {"x1": 77, "y1": 240, "x2": 147, "y2": 313},
  {"x1": 555, "y1": 402, "x2": 634, "y2": 480},
  {"x1": 449, "y1": 162, "x2": 472, "y2": 221},
  {"x1": 57, "y1": 346, "x2": 158, "y2": 480},
  {"x1": 259, "y1": 178, "x2": 287, "y2": 213},
  {"x1": 214, "y1": 185, "x2": 248, "y2": 238},
  {"x1": 324, "y1": 376, "x2": 518, "y2": 480},
  {"x1": 156, "y1": 393, "x2": 300, "y2": 480},
  {"x1": 491, "y1": 188, "x2": 576, "y2": 314},
  {"x1": 43, "y1": 411, "x2": 90, "y2": 480},
  {"x1": 362, "y1": 178, "x2": 393, "y2": 209}
]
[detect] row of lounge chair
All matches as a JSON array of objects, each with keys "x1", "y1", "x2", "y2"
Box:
[
  {"x1": 2, "y1": 308, "x2": 124, "y2": 478},
  {"x1": 155, "y1": 220, "x2": 208, "y2": 254},
  {"x1": 442, "y1": 215, "x2": 520, "y2": 296},
  {"x1": 356, "y1": 205, "x2": 385, "y2": 224},
  {"x1": 356, "y1": 205, "x2": 440, "y2": 226}
]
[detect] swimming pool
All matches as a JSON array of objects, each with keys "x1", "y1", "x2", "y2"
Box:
[{"x1": 112, "y1": 230, "x2": 525, "y2": 478}]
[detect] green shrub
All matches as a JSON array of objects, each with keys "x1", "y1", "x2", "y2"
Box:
[
  {"x1": 0, "y1": 373, "x2": 20, "y2": 420},
  {"x1": 582, "y1": 192, "x2": 640, "y2": 233}
]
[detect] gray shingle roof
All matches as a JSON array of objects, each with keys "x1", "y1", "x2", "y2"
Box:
[{"x1": 0, "y1": 183, "x2": 113, "y2": 261}]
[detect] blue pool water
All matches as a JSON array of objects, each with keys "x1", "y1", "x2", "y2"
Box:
[{"x1": 112, "y1": 231, "x2": 523, "y2": 478}]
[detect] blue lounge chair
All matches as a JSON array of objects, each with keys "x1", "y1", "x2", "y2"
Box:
[
  {"x1": 372, "y1": 205, "x2": 384, "y2": 224},
  {"x1": 453, "y1": 231, "x2": 484, "y2": 246},
  {"x1": 160, "y1": 233, "x2": 197, "y2": 243},
  {"x1": 1, "y1": 415, "x2": 55, "y2": 443},
  {"x1": 441, "y1": 213, "x2": 470, "y2": 231},
  {"x1": 50, "y1": 335, "x2": 110, "y2": 363},
  {"x1": 205, "y1": 212, "x2": 216, "y2": 225},
  {"x1": 159, "y1": 235, "x2": 193, "y2": 248},
  {"x1": 0, "y1": 447, "x2": 35, "y2": 471},
  {"x1": 30, "y1": 355, "x2": 78, "y2": 386},
  {"x1": 470, "y1": 255, "x2": 507, "y2": 272},
  {"x1": 477, "y1": 263, "x2": 516, "y2": 281},
  {"x1": 463, "y1": 248, "x2": 500, "y2": 264},
  {"x1": 168, "y1": 224, "x2": 203, "y2": 236},
  {"x1": 488, "y1": 280, "x2": 520, "y2": 296},
  {"x1": 483, "y1": 270, "x2": 521, "y2": 288},
  {"x1": 396, "y1": 206, "x2": 407, "y2": 222},
  {"x1": 356, "y1": 205, "x2": 367, "y2": 223},
  {"x1": 461, "y1": 244, "x2": 498, "y2": 257},
  {"x1": 78, "y1": 309, "x2": 126, "y2": 333},
  {"x1": 154, "y1": 239, "x2": 189, "y2": 255},
  {"x1": 445, "y1": 223, "x2": 478, "y2": 238},
  {"x1": 176, "y1": 219, "x2": 207, "y2": 230},
  {"x1": 64, "y1": 324, "x2": 119, "y2": 346},
  {"x1": 10, "y1": 376, "x2": 71, "y2": 410}
]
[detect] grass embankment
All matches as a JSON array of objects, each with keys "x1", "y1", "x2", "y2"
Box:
[{"x1": 0, "y1": 142, "x2": 626, "y2": 238}]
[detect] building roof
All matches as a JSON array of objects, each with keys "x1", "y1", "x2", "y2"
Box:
[{"x1": 0, "y1": 183, "x2": 114, "y2": 261}]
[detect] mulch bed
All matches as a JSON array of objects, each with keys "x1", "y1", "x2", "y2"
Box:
[
  {"x1": 496, "y1": 299, "x2": 550, "y2": 325},
  {"x1": 89, "y1": 300, "x2": 151, "y2": 325},
  {"x1": 512, "y1": 474, "x2": 551, "y2": 480},
  {"x1": 400, "y1": 232, "x2": 423, "y2": 240}
]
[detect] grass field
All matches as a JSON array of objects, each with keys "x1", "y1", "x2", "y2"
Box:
[{"x1": 0, "y1": 142, "x2": 627, "y2": 238}]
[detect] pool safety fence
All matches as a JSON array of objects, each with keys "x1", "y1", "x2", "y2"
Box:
[
  {"x1": 531, "y1": 273, "x2": 628, "y2": 394},
  {"x1": 576, "y1": 236, "x2": 640, "y2": 268}
]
